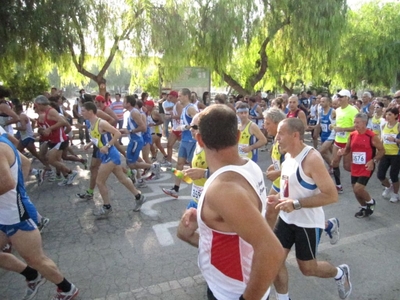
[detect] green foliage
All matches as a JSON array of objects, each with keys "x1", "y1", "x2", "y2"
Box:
[
  {"x1": 333, "y1": 2, "x2": 400, "y2": 89},
  {"x1": 4, "y1": 71, "x2": 49, "y2": 103}
]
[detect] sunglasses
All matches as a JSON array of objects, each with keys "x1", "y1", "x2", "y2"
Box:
[
  {"x1": 337, "y1": 95, "x2": 346, "y2": 99},
  {"x1": 190, "y1": 125, "x2": 199, "y2": 130},
  {"x1": 394, "y1": 96, "x2": 400, "y2": 100}
]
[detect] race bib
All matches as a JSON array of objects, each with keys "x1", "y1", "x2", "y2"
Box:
[
  {"x1": 90, "y1": 137, "x2": 99, "y2": 147},
  {"x1": 352, "y1": 152, "x2": 366, "y2": 165},
  {"x1": 372, "y1": 123, "x2": 380, "y2": 131},
  {"x1": 321, "y1": 124, "x2": 328, "y2": 132},
  {"x1": 383, "y1": 134, "x2": 397, "y2": 144},
  {"x1": 336, "y1": 131, "x2": 346, "y2": 138},
  {"x1": 191, "y1": 184, "x2": 204, "y2": 201},
  {"x1": 238, "y1": 144, "x2": 249, "y2": 156},
  {"x1": 272, "y1": 159, "x2": 280, "y2": 171}
]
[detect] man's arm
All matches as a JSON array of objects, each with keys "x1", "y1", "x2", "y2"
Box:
[
  {"x1": 45, "y1": 108, "x2": 68, "y2": 133},
  {"x1": 176, "y1": 208, "x2": 199, "y2": 247},
  {"x1": 104, "y1": 107, "x2": 119, "y2": 124},
  {"x1": 0, "y1": 146, "x2": 16, "y2": 195},
  {"x1": 98, "y1": 119, "x2": 121, "y2": 149},
  {"x1": 206, "y1": 176, "x2": 284, "y2": 300},
  {"x1": 276, "y1": 149, "x2": 338, "y2": 212},
  {"x1": 14, "y1": 114, "x2": 27, "y2": 131},
  {"x1": 249, "y1": 123, "x2": 267, "y2": 150},
  {"x1": 97, "y1": 110, "x2": 116, "y2": 126},
  {"x1": 1, "y1": 104, "x2": 20, "y2": 125},
  {"x1": 297, "y1": 110, "x2": 308, "y2": 129},
  {"x1": 360, "y1": 133, "x2": 384, "y2": 172}
]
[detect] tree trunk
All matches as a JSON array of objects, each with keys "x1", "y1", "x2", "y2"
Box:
[{"x1": 221, "y1": 72, "x2": 250, "y2": 95}]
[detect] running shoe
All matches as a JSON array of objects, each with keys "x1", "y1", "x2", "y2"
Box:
[
  {"x1": 57, "y1": 178, "x2": 69, "y2": 186},
  {"x1": 136, "y1": 179, "x2": 148, "y2": 188},
  {"x1": 36, "y1": 169, "x2": 45, "y2": 186},
  {"x1": 93, "y1": 206, "x2": 113, "y2": 217},
  {"x1": 76, "y1": 191, "x2": 93, "y2": 200},
  {"x1": 129, "y1": 169, "x2": 137, "y2": 184},
  {"x1": 66, "y1": 171, "x2": 78, "y2": 185},
  {"x1": 382, "y1": 185, "x2": 393, "y2": 199},
  {"x1": 133, "y1": 194, "x2": 146, "y2": 212},
  {"x1": 389, "y1": 193, "x2": 399, "y2": 203},
  {"x1": 38, "y1": 217, "x2": 50, "y2": 233},
  {"x1": 336, "y1": 186, "x2": 344, "y2": 194},
  {"x1": 2, "y1": 243, "x2": 12, "y2": 253},
  {"x1": 161, "y1": 160, "x2": 172, "y2": 168},
  {"x1": 51, "y1": 283, "x2": 79, "y2": 300},
  {"x1": 162, "y1": 187, "x2": 179, "y2": 198},
  {"x1": 366, "y1": 199, "x2": 376, "y2": 215},
  {"x1": 23, "y1": 273, "x2": 47, "y2": 300},
  {"x1": 336, "y1": 264, "x2": 352, "y2": 299},
  {"x1": 325, "y1": 218, "x2": 340, "y2": 245},
  {"x1": 354, "y1": 207, "x2": 371, "y2": 218}
]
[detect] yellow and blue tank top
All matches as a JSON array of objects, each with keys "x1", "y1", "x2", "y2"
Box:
[
  {"x1": 238, "y1": 121, "x2": 257, "y2": 162},
  {"x1": 382, "y1": 122, "x2": 400, "y2": 155},
  {"x1": 89, "y1": 118, "x2": 112, "y2": 148},
  {"x1": 191, "y1": 146, "x2": 207, "y2": 204},
  {"x1": 371, "y1": 115, "x2": 382, "y2": 138},
  {"x1": 271, "y1": 138, "x2": 285, "y2": 191}
]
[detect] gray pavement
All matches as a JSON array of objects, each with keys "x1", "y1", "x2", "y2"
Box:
[{"x1": 1, "y1": 136, "x2": 400, "y2": 300}]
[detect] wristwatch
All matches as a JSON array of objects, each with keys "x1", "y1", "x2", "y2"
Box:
[
  {"x1": 293, "y1": 199, "x2": 302, "y2": 210},
  {"x1": 105, "y1": 143, "x2": 111, "y2": 148}
]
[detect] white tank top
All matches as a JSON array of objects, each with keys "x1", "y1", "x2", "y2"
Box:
[
  {"x1": 197, "y1": 159, "x2": 270, "y2": 300},
  {"x1": 0, "y1": 136, "x2": 34, "y2": 225},
  {"x1": 172, "y1": 102, "x2": 181, "y2": 130},
  {"x1": 279, "y1": 146, "x2": 325, "y2": 228},
  {"x1": 18, "y1": 112, "x2": 34, "y2": 140}
]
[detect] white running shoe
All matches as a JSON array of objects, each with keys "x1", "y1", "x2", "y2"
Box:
[
  {"x1": 382, "y1": 185, "x2": 393, "y2": 199},
  {"x1": 389, "y1": 193, "x2": 399, "y2": 203},
  {"x1": 66, "y1": 171, "x2": 78, "y2": 185},
  {"x1": 336, "y1": 264, "x2": 352, "y2": 299}
]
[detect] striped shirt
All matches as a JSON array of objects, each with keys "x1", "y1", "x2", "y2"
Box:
[{"x1": 110, "y1": 101, "x2": 124, "y2": 121}]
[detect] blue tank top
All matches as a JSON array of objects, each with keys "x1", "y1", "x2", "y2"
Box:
[
  {"x1": 181, "y1": 104, "x2": 196, "y2": 142},
  {"x1": 127, "y1": 108, "x2": 143, "y2": 141},
  {"x1": 320, "y1": 108, "x2": 333, "y2": 141}
]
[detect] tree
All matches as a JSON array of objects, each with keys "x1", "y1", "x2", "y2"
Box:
[
  {"x1": 144, "y1": 0, "x2": 347, "y2": 94},
  {"x1": 333, "y1": 2, "x2": 400, "y2": 90}
]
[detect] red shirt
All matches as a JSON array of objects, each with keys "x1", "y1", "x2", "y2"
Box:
[
  {"x1": 350, "y1": 129, "x2": 375, "y2": 177},
  {"x1": 43, "y1": 108, "x2": 67, "y2": 144}
]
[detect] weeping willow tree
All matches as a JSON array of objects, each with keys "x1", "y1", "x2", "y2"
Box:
[
  {"x1": 1, "y1": 0, "x2": 349, "y2": 96},
  {"x1": 140, "y1": 0, "x2": 348, "y2": 94},
  {"x1": 332, "y1": 1, "x2": 400, "y2": 90},
  {"x1": 0, "y1": 0, "x2": 79, "y2": 96}
]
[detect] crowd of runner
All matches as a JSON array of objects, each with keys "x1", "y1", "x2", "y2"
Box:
[{"x1": 0, "y1": 84, "x2": 399, "y2": 299}]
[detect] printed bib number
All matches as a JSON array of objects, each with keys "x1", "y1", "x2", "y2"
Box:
[
  {"x1": 272, "y1": 159, "x2": 280, "y2": 171},
  {"x1": 372, "y1": 123, "x2": 380, "y2": 130},
  {"x1": 191, "y1": 184, "x2": 204, "y2": 201},
  {"x1": 336, "y1": 131, "x2": 346, "y2": 138},
  {"x1": 383, "y1": 134, "x2": 397, "y2": 144},
  {"x1": 352, "y1": 152, "x2": 366, "y2": 165},
  {"x1": 321, "y1": 124, "x2": 328, "y2": 132},
  {"x1": 238, "y1": 144, "x2": 249, "y2": 156},
  {"x1": 90, "y1": 137, "x2": 99, "y2": 147}
]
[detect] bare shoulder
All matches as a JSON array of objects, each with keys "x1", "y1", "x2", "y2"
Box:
[
  {"x1": 302, "y1": 148, "x2": 324, "y2": 174},
  {"x1": 0, "y1": 143, "x2": 14, "y2": 164},
  {"x1": 207, "y1": 171, "x2": 259, "y2": 207}
]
